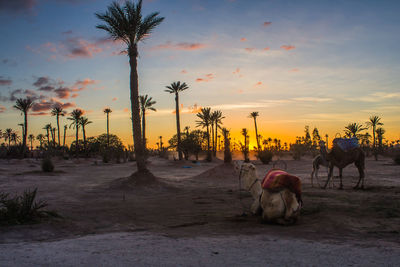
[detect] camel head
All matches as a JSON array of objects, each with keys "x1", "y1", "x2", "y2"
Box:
[{"x1": 237, "y1": 162, "x2": 259, "y2": 191}]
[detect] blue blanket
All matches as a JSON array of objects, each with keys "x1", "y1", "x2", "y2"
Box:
[{"x1": 333, "y1": 137, "x2": 359, "y2": 151}]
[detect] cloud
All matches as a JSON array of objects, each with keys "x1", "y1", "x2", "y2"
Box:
[
  {"x1": 72, "y1": 78, "x2": 97, "y2": 90},
  {"x1": 254, "y1": 81, "x2": 262, "y2": 87},
  {"x1": 290, "y1": 68, "x2": 299, "y2": 72},
  {"x1": 245, "y1": 48, "x2": 255, "y2": 52},
  {"x1": 280, "y1": 45, "x2": 296, "y2": 51},
  {"x1": 54, "y1": 87, "x2": 70, "y2": 99},
  {"x1": 0, "y1": 105, "x2": 6, "y2": 113},
  {"x1": 291, "y1": 97, "x2": 332, "y2": 102},
  {"x1": 240, "y1": 38, "x2": 247, "y2": 42},
  {"x1": 263, "y1": 47, "x2": 270, "y2": 51},
  {"x1": 353, "y1": 91, "x2": 400, "y2": 102},
  {"x1": 0, "y1": 0, "x2": 36, "y2": 14},
  {"x1": 263, "y1": 21, "x2": 272, "y2": 27},
  {"x1": 112, "y1": 97, "x2": 117, "y2": 101},
  {"x1": 33, "y1": 76, "x2": 49, "y2": 87},
  {"x1": 64, "y1": 38, "x2": 103, "y2": 58},
  {"x1": 32, "y1": 99, "x2": 75, "y2": 113},
  {"x1": 38, "y1": 86, "x2": 55, "y2": 91},
  {"x1": 62, "y1": 30, "x2": 73, "y2": 35},
  {"x1": 0, "y1": 78, "x2": 12, "y2": 86},
  {"x1": 187, "y1": 103, "x2": 202, "y2": 114},
  {"x1": 196, "y1": 73, "x2": 214, "y2": 82},
  {"x1": 2, "y1": 58, "x2": 17, "y2": 66},
  {"x1": 152, "y1": 41, "x2": 206, "y2": 51}
]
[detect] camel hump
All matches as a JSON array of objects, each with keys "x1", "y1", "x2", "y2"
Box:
[
  {"x1": 333, "y1": 137, "x2": 359, "y2": 152},
  {"x1": 261, "y1": 169, "x2": 302, "y2": 202}
]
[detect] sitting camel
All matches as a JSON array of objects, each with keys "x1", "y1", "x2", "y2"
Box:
[
  {"x1": 319, "y1": 140, "x2": 365, "y2": 189},
  {"x1": 238, "y1": 162, "x2": 302, "y2": 225}
]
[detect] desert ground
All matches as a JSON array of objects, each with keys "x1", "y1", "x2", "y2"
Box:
[{"x1": 0, "y1": 154, "x2": 399, "y2": 265}]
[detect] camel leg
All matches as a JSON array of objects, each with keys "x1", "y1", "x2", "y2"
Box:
[
  {"x1": 323, "y1": 165, "x2": 333, "y2": 189},
  {"x1": 311, "y1": 168, "x2": 315, "y2": 188},
  {"x1": 339, "y1": 168, "x2": 343, "y2": 190},
  {"x1": 354, "y1": 162, "x2": 365, "y2": 190}
]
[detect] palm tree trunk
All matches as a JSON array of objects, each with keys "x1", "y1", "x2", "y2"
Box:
[
  {"x1": 175, "y1": 92, "x2": 183, "y2": 160},
  {"x1": 214, "y1": 121, "x2": 218, "y2": 156},
  {"x1": 129, "y1": 47, "x2": 146, "y2": 172},
  {"x1": 142, "y1": 108, "x2": 146, "y2": 150},
  {"x1": 57, "y1": 115, "x2": 60, "y2": 146},
  {"x1": 106, "y1": 113, "x2": 110, "y2": 148},
  {"x1": 253, "y1": 118, "x2": 260, "y2": 150},
  {"x1": 206, "y1": 124, "x2": 211, "y2": 161},
  {"x1": 211, "y1": 123, "x2": 214, "y2": 155},
  {"x1": 82, "y1": 126, "x2": 86, "y2": 152},
  {"x1": 373, "y1": 125, "x2": 377, "y2": 160},
  {"x1": 23, "y1": 111, "x2": 28, "y2": 154},
  {"x1": 63, "y1": 127, "x2": 66, "y2": 147},
  {"x1": 75, "y1": 123, "x2": 79, "y2": 158}
]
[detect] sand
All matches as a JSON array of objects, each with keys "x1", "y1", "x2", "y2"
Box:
[{"x1": 0, "y1": 155, "x2": 399, "y2": 265}]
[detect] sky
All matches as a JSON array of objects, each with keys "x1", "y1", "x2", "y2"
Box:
[{"x1": 1, "y1": 0, "x2": 400, "y2": 148}]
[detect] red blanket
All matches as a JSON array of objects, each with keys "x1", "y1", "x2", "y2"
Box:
[{"x1": 261, "y1": 169, "x2": 302, "y2": 203}]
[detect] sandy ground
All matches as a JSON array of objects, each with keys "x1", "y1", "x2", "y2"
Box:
[{"x1": 0, "y1": 155, "x2": 400, "y2": 265}]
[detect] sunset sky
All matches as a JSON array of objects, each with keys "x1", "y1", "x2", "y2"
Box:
[{"x1": 1, "y1": 0, "x2": 399, "y2": 148}]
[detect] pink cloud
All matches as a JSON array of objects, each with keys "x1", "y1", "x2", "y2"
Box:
[
  {"x1": 263, "y1": 47, "x2": 270, "y2": 51},
  {"x1": 0, "y1": 78, "x2": 12, "y2": 86},
  {"x1": 112, "y1": 97, "x2": 117, "y2": 101},
  {"x1": 233, "y1": 68, "x2": 240, "y2": 74},
  {"x1": 263, "y1": 21, "x2": 272, "y2": 27},
  {"x1": 280, "y1": 45, "x2": 296, "y2": 51},
  {"x1": 152, "y1": 41, "x2": 206, "y2": 51},
  {"x1": 240, "y1": 38, "x2": 247, "y2": 42},
  {"x1": 196, "y1": 73, "x2": 214, "y2": 82},
  {"x1": 254, "y1": 81, "x2": 262, "y2": 87},
  {"x1": 245, "y1": 48, "x2": 255, "y2": 52},
  {"x1": 290, "y1": 68, "x2": 300, "y2": 72}
]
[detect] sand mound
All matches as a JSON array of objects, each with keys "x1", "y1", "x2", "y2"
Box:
[{"x1": 192, "y1": 163, "x2": 237, "y2": 180}]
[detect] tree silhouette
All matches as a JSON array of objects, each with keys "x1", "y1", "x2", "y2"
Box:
[
  {"x1": 96, "y1": 0, "x2": 164, "y2": 173},
  {"x1": 28, "y1": 134, "x2": 35, "y2": 150},
  {"x1": 51, "y1": 105, "x2": 65, "y2": 146},
  {"x1": 63, "y1": 125, "x2": 67, "y2": 147},
  {"x1": 43, "y1": 124, "x2": 52, "y2": 147},
  {"x1": 366, "y1": 115, "x2": 383, "y2": 161},
  {"x1": 103, "y1": 108, "x2": 112, "y2": 148},
  {"x1": 249, "y1": 112, "x2": 260, "y2": 150},
  {"x1": 79, "y1": 116, "x2": 92, "y2": 151},
  {"x1": 344, "y1": 123, "x2": 367, "y2": 138},
  {"x1": 68, "y1": 109, "x2": 83, "y2": 157},
  {"x1": 241, "y1": 128, "x2": 250, "y2": 162},
  {"x1": 196, "y1": 107, "x2": 212, "y2": 161},
  {"x1": 36, "y1": 134, "x2": 45, "y2": 149},
  {"x1": 5, "y1": 128, "x2": 13, "y2": 148},
  {"x1": 13, "y1": 98, "x2": 34, "y2": 154},
  {"x1": 165, "y1": 81, "x2": 189, "y2": 160},
  {"x1": 139, "y1": 95, "x2": 156, "y2": 150}
]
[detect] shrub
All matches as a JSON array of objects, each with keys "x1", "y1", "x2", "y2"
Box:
[
  {"x1": 41, "y1": 157, "x2": 54, "y2": 172},
  {"x1": 0, "y1": 188, "x2": 59, "y2": 225},
  {"x1": 257, "y1": 150, "x2": 273, "y2": 164},
  {"x1": 394, "y1": 153, "x2": 400, "y2": 165}
]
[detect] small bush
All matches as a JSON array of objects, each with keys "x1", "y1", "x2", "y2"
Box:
[
  {"x1": 41, "y1": 158, "x2": 54, "y2": 172},
  {"x1": 0, "y1": 188, "x2": 59, "y2": 225},
  {"x1": 257, "y1": 150, "x2": 273, "y2": 164},
  {"x1": 394, "y1": 153, "x2": 400, "y2": 165}
]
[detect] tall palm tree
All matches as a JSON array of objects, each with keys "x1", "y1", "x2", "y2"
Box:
[
  {"x1": 366, "y1": 115, "x2": 383, "y2": 160},
  {"x1": 63, "y1": 125, "x2": 67, "y2": 147},
  {"x1": 51, "y1": 106, "x2": 65, "y2": 146},
  {"x1": 36, "y1": 134, "x2": 45, "y2": 149},
  {"x1": 165, "y1": 81, "x2": 189, "y2": 160},
  {"x1": 159, "y1": 136, "x2": 163, "y2": 150},
  {"x1": 28, "y1": 134, "x2": 35, "y2": 150},
  {"x1": 14, "y1": 98, "x2": 34, "y2": 153},
  {"x1": 344, "y1": 123, "x2": 367, "y2": 138},
  {"x1": 96, "y1": 0, "x2": 164, "y2": 173},
  {"x1": 43, "y1": 124, "x2": 52, "y2": 147},
  {"x1": 68, "y1": 109, "x2": 83, "y2": 156},
  {"x1": 376, "y1": 127, "x2": 385, "y2": 152},
  {"x1": 139, "y1": 95, "x2": 156, "y2": 149},
  {"x1": 79, "y1": 116, "x2": 92, "y2": 151},
  {"x1": 196, "y1": 107, "x2": 212, "y2": 161},
  {"x1": 211, "y1": 110, "x2": 224, "y2": 156},
  {"x1": 249, "y1": 111, "x2": 260, "y2": 150},
  {"x1": 5, "y1": 128, "x2": 13, "y2": 148},
  {"x1": 11, "y1": 132, "x2": 20, "y2": 145},
  {"x1": 103, "y1": 108, "x2": 112, "y2": 148}
]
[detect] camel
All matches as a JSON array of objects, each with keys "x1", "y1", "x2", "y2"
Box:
[
  {"x1": 319, "y1": 140, "x2": 365, "y2": 189},
  {"x1": 237, "y1": 162, "x2": 302, "y2": 225},
  {"x1": 310, "y1": 154, "x2": 334, "y2": 188}
]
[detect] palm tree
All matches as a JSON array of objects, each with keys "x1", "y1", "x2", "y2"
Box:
[
  {"x1": 36, "y1": 134, "x2": 45, "y2": 149},
  {"x1": 222, "y1": 128, "x2": 232, "y2": 163},
  {"x1": 11, "y1": 132, "x2": 20, "y2": 145},
  {"x1": 165, "y1": 81, "x2": 189, "y2": 160},
  {"x1": 51, "y1": 106, "x2": 65, "y2": 146},
  {"x1": 241, "y1": 128, "x2": 250, "y2": 162},
  {"x1": 96, "y1": 0, "x2": 164, "y2": 173},
  {"x1": 139, "y1": 95, "x2": 156, "y2": 150},
  {"x1": 249, "y1": 112, "x2": 260, "y2": 150},
  {"x1": 68, "y1": 109, "x2": 83, "y2": 156},
  {"x1": 28, "y1": 134, "x2": 35, "y2": 150},
  {"x1": 366, "y1": 115, "x2": 383, "y2": 160},
  {"x1": 159, "y1": 136, "x2": 163, "y2": 150},
  {"x1": 79, "y1": 116, "x2": 92, "y2": 151},
  {"x1": 344, "y1": 123, "x2": 367, "y2": 138},
  {"x1": 43, "y1": 124, "x2": 52, "y2": 147},
  {"x1": 196, "y1": 107, "x2": 212, "y2": 161},
  {"x1": 5, "y1": 128, "x2": 13, "y2": 148},
  {"x1": 103, "y1": 108, "x2": 112, "y2": 148},
  {"x1": 14, "y1": 98, "x2": 34, "y2": 153},
  {"x1": 63, "y1": 125, "x2": 67, "y2": 147},
  {"x1": 211, "y1": 110, "x2": 224, "y2": 156},
  {"x1": 376, "y1": 127, "x2": 385, "y2": 152}
]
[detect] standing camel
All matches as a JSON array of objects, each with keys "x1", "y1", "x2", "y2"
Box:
[
  {"x1": 310, "y1": 154, "x2": 333, "y2": 188},
  {"x1": 319, "y1": 140, "x2": 365, "y2": 189}
]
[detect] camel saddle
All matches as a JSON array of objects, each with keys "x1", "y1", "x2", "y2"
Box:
[
  {"x1": 261, "y1": 169, "x2": 302, "y2": 203},
  {"x1": 333, "y1": 137, "x2": 359, "y2": 152}
]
